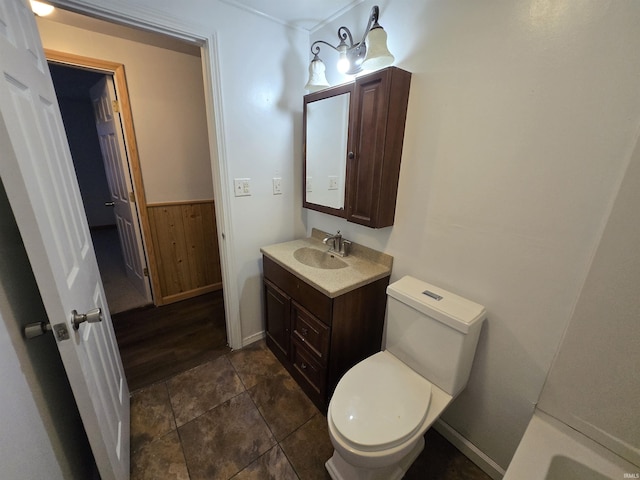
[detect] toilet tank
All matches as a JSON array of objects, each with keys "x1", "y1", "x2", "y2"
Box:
[{"x1": 385, "y1": 276, "x2": 486, "y2": 397}]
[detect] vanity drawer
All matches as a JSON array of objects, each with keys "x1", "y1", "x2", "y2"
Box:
[
  {"x1": 292, "y1": 300, "x2": 330, "y2": 364},
  {"x1": 263, "y1": 256, "x2": 332, "y2": 324},
  {"x1": 291, "y1": 337, "x2": 326, "y2": 400}
]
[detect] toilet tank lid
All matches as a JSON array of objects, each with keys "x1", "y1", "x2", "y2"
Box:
[{"x1": 387, "y1": 276, "x2": 486, "y2": 333}]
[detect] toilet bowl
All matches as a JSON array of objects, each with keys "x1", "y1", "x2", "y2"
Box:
[
  {"x1": 325, "y1": 276, "x2": 486, "y2": 480},
  {"x1": 326, "y1": 351, "x2": 454, "y2": 480}
]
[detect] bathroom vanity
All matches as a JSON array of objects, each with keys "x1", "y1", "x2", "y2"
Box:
[{"x1": 260, "y1": 229, "x2": 393, "y2": 410}]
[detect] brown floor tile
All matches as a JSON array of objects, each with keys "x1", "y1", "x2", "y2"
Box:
[
  {"x1": 230, "y1": 445, "x2": 299, "y2": 480},
  {"x1": 131, "y1": 430, "x2": 189, "y2": 480},
  {"x1": 179, "y1": 391, "x2": 276, "y2": 480},
  {"x1": 167, "y1": 355, "x2": 245, "y2": 426},
  {"x1": 404, "y1": 428, "x2": 492, "y2": 480},
  {"x1": 130, "y1": 383, "x2": 176, "y2": 454},
  {"x1": 249, "y1": 372, "x2": 319, "y2": 441},
  {"x1": 228, "y1": 339, "x2": 289, "y2": 389},
  {"x1": 121, "y1": 300, "x2": 493, "y2": 480},
  {"x1": 281, "y1": 413, "x2": 333, "y2": 480}
]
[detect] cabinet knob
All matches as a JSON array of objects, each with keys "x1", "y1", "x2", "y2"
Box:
[
  {"x1": 300, "y1": 362, "x2": 308, "y2": 370},
  {"x1": 348, "y1": 151, "x2": 355, "y2": 160}
]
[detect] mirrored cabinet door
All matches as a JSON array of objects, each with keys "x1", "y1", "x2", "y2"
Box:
[{"x1": 303, "y1": 83, "x2": 353, "y2": 217}]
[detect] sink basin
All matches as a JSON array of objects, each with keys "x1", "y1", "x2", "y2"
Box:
[{"x1": 293, "y1": 247, "x2": 348, "y2": 270}]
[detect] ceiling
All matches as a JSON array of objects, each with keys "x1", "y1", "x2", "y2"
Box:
[
  {"x1": 43, "y1": 7, "x2": 202, "y2": 56},
  {"x1": 41, "y1": 0, "x2": 362, "y2": 58},
  {"x1": 221, "y1": 0, "x2": 363, "y2": 31}
]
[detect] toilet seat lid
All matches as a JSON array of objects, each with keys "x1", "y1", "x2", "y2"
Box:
[{"x1": 330, "y1": 351, "x2": 432, "y2": 451}]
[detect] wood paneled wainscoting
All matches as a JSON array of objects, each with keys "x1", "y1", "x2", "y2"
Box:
[{"x1": 147, "y1": 200, "x2": 222, "y2": 305}]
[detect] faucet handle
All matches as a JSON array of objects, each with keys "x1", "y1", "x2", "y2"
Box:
[{"x1": 342, "y1": 239, "x2": 351, "y2": 256}]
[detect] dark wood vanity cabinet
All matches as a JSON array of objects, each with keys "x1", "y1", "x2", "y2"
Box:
[
  {"x1": 347, "y1": 67, "x2": 412, "y2": 228},
  {"x1": 263, "y1": 255, "x2": 389, "y2": 410}
]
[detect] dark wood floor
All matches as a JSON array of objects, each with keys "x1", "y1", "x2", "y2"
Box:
[{"x1": 112, "y1": 290, "x2": 230, "y2": 392}]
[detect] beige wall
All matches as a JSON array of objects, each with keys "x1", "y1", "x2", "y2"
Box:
[
  {"x1": 36, "y1": 16, "x2": 213, "y2": 203},
  {"x1": 538, "y1": 131, "x2": 640, "y2": 466},
  {"x1": 30, "y1": 0, "x2": 640, "y2": 474},
  {"x1": 308, "y1": 0, "x2": 640, "y2": 472}
]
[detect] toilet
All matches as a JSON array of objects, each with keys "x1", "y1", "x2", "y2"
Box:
[{"x1": 325, "y1": 275, "x2": 486, "y2": 480}]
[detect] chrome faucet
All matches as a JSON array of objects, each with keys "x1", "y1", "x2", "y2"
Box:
[{"x1": 323, "y1": 230, "x2": 351, "y2": 257}]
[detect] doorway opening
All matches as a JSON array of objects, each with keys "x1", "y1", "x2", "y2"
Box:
[
  {"x1": 41, "y1": 0, "x2": 241, "y2": 351},
  {"x1": 49, "y1": 63, "x2": 152, "y2": 314},
  {"x1": 38, "y1": 11, "x2": 229, "y2": 390}
]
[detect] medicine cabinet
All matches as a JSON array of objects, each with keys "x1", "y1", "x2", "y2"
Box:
[{"x1": 303, "y1": 66, "x2": 411, "y2": 228}]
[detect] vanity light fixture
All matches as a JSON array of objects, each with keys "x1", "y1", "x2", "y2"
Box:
[
  {"x1": 304, "y1": 5, "x2": 394, "y2": 91},
  {"x1": 30, "y1": 0, "x2": 54, "y2": 16}
]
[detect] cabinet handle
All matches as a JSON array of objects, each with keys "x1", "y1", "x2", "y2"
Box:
[{"x1": 348, "y1": 151, "x2": 355, "y2": 159}]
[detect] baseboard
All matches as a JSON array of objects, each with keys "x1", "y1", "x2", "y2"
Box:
[
  {"x1": 242, "y1": 330, "x2": 265, "y2": 348},
  {"x1": 434, "y1": 419, "x2": 506, "y2": 480}
]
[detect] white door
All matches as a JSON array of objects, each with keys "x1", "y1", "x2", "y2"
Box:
[
  {"x1": 0, "y1": 1, "x2": 129, "y2": 479},
  {"x1": 90, "y1": 76, "x2": 151, "y2": 300}
]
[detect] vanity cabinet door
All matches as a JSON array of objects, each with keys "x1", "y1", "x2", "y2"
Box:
[
  {"x1": 264, "y1": 279, "x2": 291, "y2": 364},
  {"x1": 292, "y1": 300, "x2": 330, "y2": 364},
  {"x1": 346, "y1": 67, "x2": 411, "y2": 228},
  {"x1": 291, "y1": 337, "x2": 326, "y2": 401}
]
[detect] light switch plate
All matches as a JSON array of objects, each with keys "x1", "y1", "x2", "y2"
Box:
[
  {"x1": 328, "y1": 175, "x2": 338, "y2": 190},
  {"x1": 272, "y1": 177, "x2": 282, "y2": 195},
  {"x1": 234, "y1": 178, "x2": 251, "y2": 196}
]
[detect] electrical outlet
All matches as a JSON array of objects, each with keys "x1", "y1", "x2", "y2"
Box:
[
  {"x1": 272, "y1": 177, "x2": 282, "y2": 195},
  {"x1": 234, "y1": 178, "x2": 251, "y2": 197},
  {"x1": 328, "y1": 175, "x2": 338, "y2": 190},
  {"x1": 306, "y1": 177, "x2": 313, "y2": 192}
]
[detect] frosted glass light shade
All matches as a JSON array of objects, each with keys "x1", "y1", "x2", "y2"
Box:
[
  {"x1": 305, "y1": 57, "x2": 330, "y2": 92},
  {"x1": 337, "y1": 49, "x2": 350, "y2": 74},
  {"x1": 362, "y1": 27, "x2": 394, "y2": 71},
  {"x1": 30, "y1": 0, "x2": 54, "y2": 16}
]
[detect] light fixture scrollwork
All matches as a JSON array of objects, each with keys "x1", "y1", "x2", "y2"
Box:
[{"x1": 304, "y1": 5, "x2": 394, "y2": 91}]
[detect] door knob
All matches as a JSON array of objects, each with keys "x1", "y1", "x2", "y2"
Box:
[{"x1": 72, "y1": 308, "x2": 103, "y2": 330}]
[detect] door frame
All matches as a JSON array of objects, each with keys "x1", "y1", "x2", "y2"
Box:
[
  {"x1": 50, "y1": 1, "x2": 242, "y2": 349},
  {"x1": 46, "y1": 50, "x2": 158, "y2": 304}
]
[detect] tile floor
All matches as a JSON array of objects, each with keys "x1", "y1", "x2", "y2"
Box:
[{"x1": 130, "y1": 340, "x2": 492, "y2": 480}]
